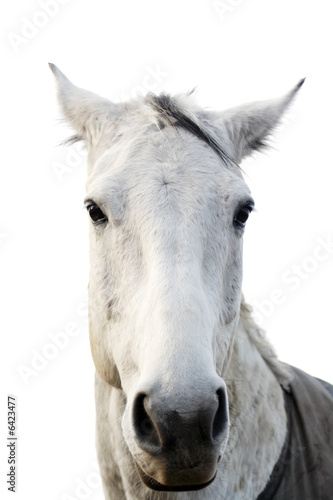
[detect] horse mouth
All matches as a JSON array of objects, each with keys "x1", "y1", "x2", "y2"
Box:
[{"x1": 135, "y1": 462, "x2": 217, "y2": 492}]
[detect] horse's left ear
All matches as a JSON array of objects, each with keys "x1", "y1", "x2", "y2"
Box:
[
  {"x1": 49, "y1": 63, "x2": 119, "y2": 146},
  {"x1": 215, "y1": 79, "x2": 305, "y2": 163}
]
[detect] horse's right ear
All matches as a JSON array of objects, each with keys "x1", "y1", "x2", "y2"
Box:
[{"x1": 49, "y1": 63, "x2": 118, "y2": 146}]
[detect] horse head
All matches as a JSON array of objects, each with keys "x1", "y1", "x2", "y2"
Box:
[{"x1": 50, "y1": 64, "x2": 303, "y2": 491}]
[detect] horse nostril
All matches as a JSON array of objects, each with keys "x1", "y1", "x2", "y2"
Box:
[
  {"x1": 141, "y1": 416, "x2": 154, "y2": 435},
  {"x1": 212, "y1": 387, "x2": 228, "y2": 441},
  {"x1": 132, "y1": 387, "x2": 228, "y2": 458},
  {"x1": 132, "y1": 393, "x2": 160, "y2": 449}
]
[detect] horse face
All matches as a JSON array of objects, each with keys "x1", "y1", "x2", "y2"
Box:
[
  {"x1": 86, "y1": 126, "x2": 252, "y2": 490},
  {"x1": 50, "y1": 64, "x2": 302, "y2": 491}
]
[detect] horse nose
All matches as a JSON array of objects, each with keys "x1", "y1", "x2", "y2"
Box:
[{"x1": 132, "y1": 385, "x2": 228, "y2": 454}]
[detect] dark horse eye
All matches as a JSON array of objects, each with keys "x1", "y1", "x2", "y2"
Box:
[
  {"x1": 234, "y1": 203, "x2": 253, "y2": 228},
  {"x1": 87, "y1": 203, "x2": 108, "y2": 224}
]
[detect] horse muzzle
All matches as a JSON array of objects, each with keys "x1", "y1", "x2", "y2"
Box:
[
  {"x1": 135, "y1": 462, "x2": 218, "y2": 492},
  {"x1": 130, "y1": 384, "x2": 229, "y2": 491}
]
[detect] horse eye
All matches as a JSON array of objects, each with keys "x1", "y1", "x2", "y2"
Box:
[
  {"x1": 87, "y1": 203, "x2": 108, "y2": 224},
  {"x1": 234, "y1": 204, "x2": 253, "y2": 228}
]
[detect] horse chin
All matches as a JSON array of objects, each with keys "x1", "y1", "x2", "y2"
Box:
[{"x1": 135, "y1": 462, "x2": 217, "y2": 492}]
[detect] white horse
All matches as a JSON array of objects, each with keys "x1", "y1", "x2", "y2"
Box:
[{"x1": 50, "y1": 65, "x2": 333, "y2": 499}]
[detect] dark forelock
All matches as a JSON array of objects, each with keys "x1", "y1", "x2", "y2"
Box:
[{"x1": 146, "y1": 92, "x2": 237, "y2": 167}]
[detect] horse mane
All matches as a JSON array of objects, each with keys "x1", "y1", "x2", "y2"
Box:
[
  {"x1": 240, "y1": 297, "x2": 293, "y2": 390},
  {"x1": 145, "y1": 92, "x2": 238, "y2": 168},
  {"x1": 63, "y1": 90, "x2": 240, "y2": 167}
]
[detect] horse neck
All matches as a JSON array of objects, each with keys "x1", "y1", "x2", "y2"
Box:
[{"x1": 220, "y1": 314, "x2": 288, "y2": 498}]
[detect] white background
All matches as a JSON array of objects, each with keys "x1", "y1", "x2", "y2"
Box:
[{"x1": 1, "y1": 0, "x2": 332, "y2": 499}]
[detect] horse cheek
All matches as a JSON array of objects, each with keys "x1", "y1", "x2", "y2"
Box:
[{"x1": 89, "y1": 320, "x2": 121, "y2": 388}]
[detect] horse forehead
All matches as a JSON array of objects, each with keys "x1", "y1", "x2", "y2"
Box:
[
  {"x1": 134, "y1": 129, "x2": 240, "y2": 185},
  {"x1": 88, "y1": 126, "x2": 248, "y2": 208},
  {"x1": 132, "y1": 135, "x2": 248, "y2": 207},
  {"x1": 140, "y1": 128, "x2": 227, "y2": 172}
]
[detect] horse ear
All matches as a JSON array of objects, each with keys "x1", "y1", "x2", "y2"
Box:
[
  {"x1": 217, "y1": 79, "x2": 305, "y2": 163},
  {"x1": 49, "y1": 63, "x2": 118, "y2": 146}
]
